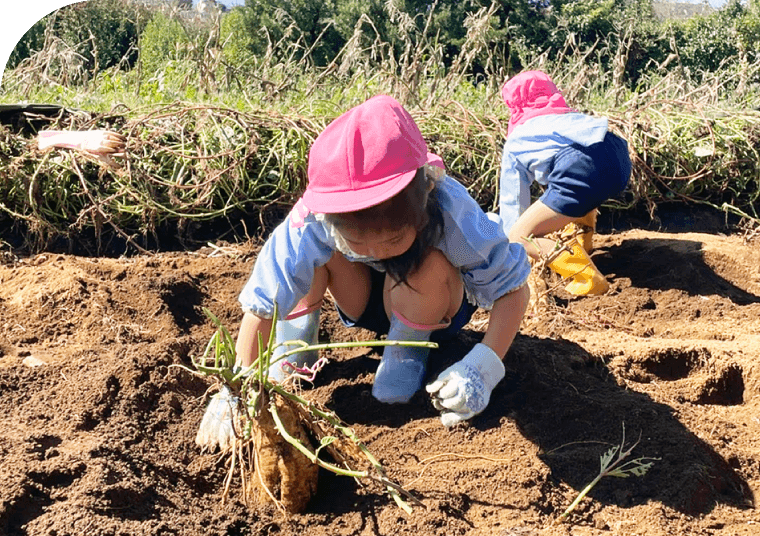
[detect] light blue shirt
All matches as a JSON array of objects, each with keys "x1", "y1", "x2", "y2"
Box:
[
  {"x1": 239, "y1": 175, "x2": 530, "y2": 319},
  {"x1": 499, "y1": 112, "x2": 609, "y2": 233}
]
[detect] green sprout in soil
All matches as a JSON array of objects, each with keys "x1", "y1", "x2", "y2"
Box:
[
  {"x1": 556, "y1": 423, "x2": 660, "y2": 524},
  {"x1": 187, "y1": 306, "x2": 436, "y2": 514}
]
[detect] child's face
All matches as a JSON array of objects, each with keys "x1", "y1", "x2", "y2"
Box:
[{"x1": 338, "y1": 225, "x2": 417, "y2": 260}]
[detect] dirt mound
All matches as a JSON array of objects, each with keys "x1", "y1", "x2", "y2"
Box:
[{"x1": 0, "y1": 229, "x2": 758, "y2": 535}]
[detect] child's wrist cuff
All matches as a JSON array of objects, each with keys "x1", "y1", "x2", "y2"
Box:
[{"x1": 463, "y1": 343, "x2": 505, "y2": 390}]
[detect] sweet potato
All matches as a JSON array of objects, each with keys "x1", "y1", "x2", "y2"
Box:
[{"x1": 249, "y1": 392, "x2": 319, "y2": 513}]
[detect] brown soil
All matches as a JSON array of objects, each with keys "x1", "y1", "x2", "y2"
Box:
[{"x1": 0, "y1": 228, "x2": 758, "y2": 536}]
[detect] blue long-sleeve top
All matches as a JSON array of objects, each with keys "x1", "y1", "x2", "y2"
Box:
[
  {"x1": 499, "y1": 112, "x2": 610, "y2": 233},
  {"x1": 239, "y1": 174, "x2": 531, "y2": 319}
]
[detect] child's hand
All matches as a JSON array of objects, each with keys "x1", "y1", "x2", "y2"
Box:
[
  {"x1": 195, "y1": 385, "x2": 239, "y2": 452},
  {"x1": 425, "y1": 343, "x2": 505, "y2": 427}
]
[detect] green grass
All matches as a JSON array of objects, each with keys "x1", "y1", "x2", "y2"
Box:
[{"x1": 2, "y1": 14, "x2": 759, "y2": 255}]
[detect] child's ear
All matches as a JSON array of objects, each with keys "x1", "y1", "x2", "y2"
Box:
[
  {"x1": 423, "y1": 163, "x2": 445, "y2": 182},
  {"x1": 426, "y1": 178, "x2": 435, "y2": 193}
]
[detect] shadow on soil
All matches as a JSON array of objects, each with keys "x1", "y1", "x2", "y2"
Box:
[
  {"x1": 503, "y1": 334, "x2": 752, "y2": 517},
  {"x1": 595, "y1": 238, "x2": 760, "y2": 305},
  {"x1": 321, "y1": 329, "x2": 754, "y2": 518}
]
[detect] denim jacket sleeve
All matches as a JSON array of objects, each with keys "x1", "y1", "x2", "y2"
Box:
[{"x1": 238, "y1": 211, "x2": 335, "y2": 320}]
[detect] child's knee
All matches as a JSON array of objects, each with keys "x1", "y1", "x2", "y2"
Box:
[
  {"x1": 386, "y1": 249, "x2": 462, "y2": 323},
  {"x1": 325, "y1": 252, "x2": 373, "y2": 321},
  {"x1": 424, "y1": 247, "x2": 459, "y2": 278},
  {"x1": 301, "y1": 263, "x2": 329, "y2": 305}
]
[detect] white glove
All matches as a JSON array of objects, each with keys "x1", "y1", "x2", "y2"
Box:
[
  {"x1": 425, "y1": 343, "x2": 505, "y2": 427},
  {"x1": 195, "y1": 385, "x2": 239, "y2": 452}
]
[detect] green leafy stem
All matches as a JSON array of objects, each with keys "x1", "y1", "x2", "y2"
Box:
[
  {"x1": 556, "y1": 423, "x2": 660, "y2": 524},
  {"x1": 188, "y1": 306, "x2": 436, "y2": 514}
]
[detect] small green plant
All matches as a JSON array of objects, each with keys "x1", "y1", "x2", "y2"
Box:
[
  {"x1": 189, "y1": 306, "x2": 435, "y2": 514},
  {"x1": 555, "y1": 423, "x2": 659, "y2": 524}
]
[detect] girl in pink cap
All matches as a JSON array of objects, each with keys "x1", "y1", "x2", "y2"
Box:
[
  {"x1": 197, "y1": 95, "x2": 530, "y2": 450},
  {"x1": 499, "y1": 70, "x2": 631, "y2": 296}
]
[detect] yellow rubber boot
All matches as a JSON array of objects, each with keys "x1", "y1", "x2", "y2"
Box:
[
  {"x1": 548, "y1": 237, "x2": 609, "y2": 296},
  {"x1": 559, "y1": 209, "x2": 597, "y2": 253}
]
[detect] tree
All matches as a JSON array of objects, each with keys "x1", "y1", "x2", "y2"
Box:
[
  {"x1": 243, "y1": 0, "x2": 344, "y2": 65},
  {"x1": 139, "y1": 11, "x2": 191, "y2": 76},
  {"x1": 51, "y1": 0, "x2": 149, "y2": 72},
  {"x1": 7, "y1": 18, "x2": 47, "y2": 70}
]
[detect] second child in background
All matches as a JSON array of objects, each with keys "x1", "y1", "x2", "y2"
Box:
[{"x1": 498, "y1": 70, "x2": 632, "y2": 296}]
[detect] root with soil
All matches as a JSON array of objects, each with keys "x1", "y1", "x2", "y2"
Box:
[{"x1": 185, "y1": 307, "x2": 430, "y2": 514}]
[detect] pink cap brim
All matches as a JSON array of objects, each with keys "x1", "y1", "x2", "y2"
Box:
[{"x1": 303, "y1": 151, "x2": 443, "y2": 214}]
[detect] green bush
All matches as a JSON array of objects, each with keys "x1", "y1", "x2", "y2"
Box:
[
  {"x1": 138, "y1": 12, "x2": 191, "y2": 78},
  {"x1": 220, "y1": 8, "x2": 257, "y2": 70},
  {"x1": 51, "y1": 0, "x2": 148, "y2": 72},
  {"x1": 7, "y1": 18, "x2": 47, "y2": 70},
  {"x1": 668, "y1": 12, "x2": 740, "y2": 75},
  {"x1": 5, "y1": 0, "x2": 151, "y2": 85}
]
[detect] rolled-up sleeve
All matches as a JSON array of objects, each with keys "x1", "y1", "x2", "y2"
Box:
[
  {"x1": 238, "y1": 214, "x2": 334, "y2": 320},
  {"x1": 438, "y1": 178, "x2": 530, "y2": 309}
]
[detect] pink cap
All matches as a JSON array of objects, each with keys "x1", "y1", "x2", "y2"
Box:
[
  {"x1": 302, "y1": 95, "x2": 443, "y2": 214},
  {"x1": 501, "y1": 70, "x2": 574, "y2": 136}
]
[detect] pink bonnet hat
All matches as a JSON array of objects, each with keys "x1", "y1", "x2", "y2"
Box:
[
  {"x1": 302, "y1": 95, "x2": 444, "y2": 214},
  {"x1": 501, "y1": 70, "x2": 574, "y2": 136}
]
